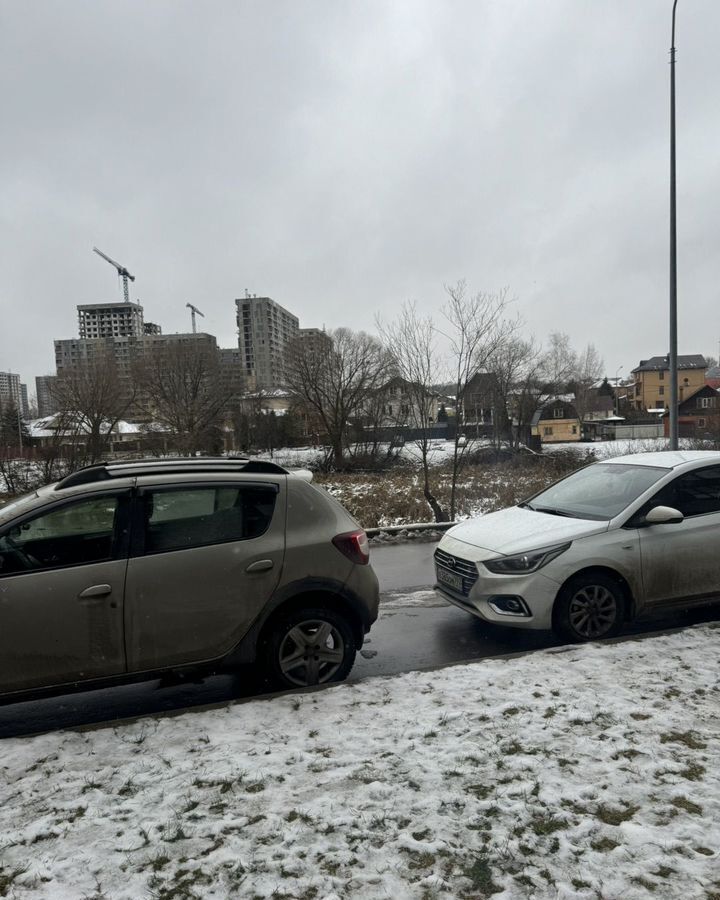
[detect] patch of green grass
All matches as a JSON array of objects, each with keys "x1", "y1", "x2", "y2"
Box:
[
  {"x1": 694, "y1": 847, "x2": 714, "y2": 856},
  {"x1": 543, "y1": 707, "x2": 556, "y2": 719},
  {"x1": 591, "y1": 836, "x2": 619, "y2": 852},
  {"x1": 531, "y1": 813, "x2": 567, "y2": 836},
  {"x1": 660, "y1": 731, "x2": 707, "y2": 750},
  {"x1": 461, "y1": 857, "x2": 502, "y2": 895},
  {"x1": 680, "y1": 762, "x2": 706, "y2": 781},
  {"x1": 412, "y1": 828, "x2": 432, "y2": 841},
  {"x1": 503, "y1": 706, "x2": 520, "y2": 717},
  {"x1": 612, "y1": 748, "x2": 642, "y2": 760},
  {"x1": 595, "y1": 804, "x2": 639, "y2": 826},
  {"x1": 572, "y1": 878, "x2": 591, "y2": 889},
  {"x1": 630, "y1": 712, "x2": 651, "y2": 720},
  {"x1": 149, "y1": 853, "x2": 171, "y2": 872},
  {"x1": 467, "y1": 784, "x2": 492, "y2": 800},
  {"x1": 0, "y1": 866, "x2": 27, "y2": 893},
  {"x1": 652, "y1": 866, "x2": 676, "y2": 878},
  {"x1": 671, "y1": 796, "x2": 703, "y2": 815},
  {"x1": 404, "y1": 849, "x2": 437, "y2": 871},
  {"x1": 285, "y1": 809, "x2": 313, "y2": 825},
  {"x1": 631, "y1": 876, "x2": 657, "y2": 892}
]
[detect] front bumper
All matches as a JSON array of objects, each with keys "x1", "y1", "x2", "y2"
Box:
[{"x1": 434, "y1": 564, "x2": 560, "y2": 631}]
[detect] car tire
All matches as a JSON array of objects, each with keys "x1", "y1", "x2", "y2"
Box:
[
  {"x1": 554, "y1": 573, "x2": 626, "y2": 643},
  {"x1": 265, "y1": 606, "x2": 357, "y2": 690}
]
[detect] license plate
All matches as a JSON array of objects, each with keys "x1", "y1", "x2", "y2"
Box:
[{"x1": 437, "y1": 566, "x2": 463, "y2": 592}]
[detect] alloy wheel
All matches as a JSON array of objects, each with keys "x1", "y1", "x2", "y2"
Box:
[
  {"x1": 568, "y1": 584, "x2": 618, "y2": 639},
  {"x1": 277, "y1": 619, "x2": 346, "y2": 687}
]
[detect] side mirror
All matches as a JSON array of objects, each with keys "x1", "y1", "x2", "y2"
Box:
[{"x1": 644, "y1": 505, "x2": 684, "y2": 525}]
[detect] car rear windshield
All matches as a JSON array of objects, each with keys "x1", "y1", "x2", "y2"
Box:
[{"x1": 525, "y1": 462, "x2": 668, "y2": 521}]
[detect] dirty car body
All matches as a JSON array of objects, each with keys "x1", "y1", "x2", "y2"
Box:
[
  {"x1": 435, "y1": 451, "x2": 720, "y2": 642},
  {"x1": 0, "y1": 458, "x2": 379, "y2": 698}
]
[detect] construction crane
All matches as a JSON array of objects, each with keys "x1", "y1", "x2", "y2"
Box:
[
  {"x1": 93, "y1": 247, "x2": 135, "y2": 303},
  {"x1": 186, "y1": 302, "x2": 205, "y2": 333}
]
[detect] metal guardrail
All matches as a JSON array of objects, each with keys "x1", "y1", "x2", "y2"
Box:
[{"x1": 366, "y1": 521, "x2": 456, "y2": 537}]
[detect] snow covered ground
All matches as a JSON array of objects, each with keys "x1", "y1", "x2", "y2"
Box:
[{"x1": 2, "y1": 622, "x2": 719, "y2": 899}]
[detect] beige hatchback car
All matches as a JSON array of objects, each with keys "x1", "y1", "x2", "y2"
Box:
[{"x1": 0, "y1": 458, "x2": 379, "y2": 698}]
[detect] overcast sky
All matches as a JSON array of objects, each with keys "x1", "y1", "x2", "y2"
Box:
[{"x1": 2, "y1": 0, "x2": 719, "y2": 395}]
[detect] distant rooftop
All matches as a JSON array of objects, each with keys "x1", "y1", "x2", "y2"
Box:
[{"x1": 632, "y1": 355, "x2": 706, "y2": 373}]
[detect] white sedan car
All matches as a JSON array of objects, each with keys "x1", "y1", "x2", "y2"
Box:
[{"x1": 434, "y1": 451, "x2": 720, "y2": 641}]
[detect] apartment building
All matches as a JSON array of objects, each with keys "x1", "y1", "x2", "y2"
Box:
[
  {"x1": 77, "y1": 302, "x2": 146, "y2": 339},
  {"x1": 631, "y1": 355, "x2": 707, "y2": 411},
  {"x1": 235, "y1": 295, "x2": 299, "y2": 389},
  {"x1": 0, "y1": 371, "x2": 21, "y2": 409},
  {"x1": 36, "y1": 375, "x2": 58, "y2": 417}
]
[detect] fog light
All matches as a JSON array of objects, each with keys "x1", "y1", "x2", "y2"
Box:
[{"x1": 488, "y1": 595, "x2": 531, "y2": 617}]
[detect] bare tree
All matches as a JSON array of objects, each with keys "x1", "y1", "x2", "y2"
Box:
[
  {"x1": 487, "y1": 335, "x2": 542, "y2": 450},
  {"x1": 134, "y1": 341, "x2": 231, "y2": 455},
  {"x1": 52, "y1": 352, "x2": 134, "y2": 463},
  {"x1": 440, "y1": 281, "x2": 518, "y2": 518},
  {"x1": 286, "y1": 328, "x2": 393, "y2": 469},
  {"x1": 571, "y1": 342, "x2": 605, "y2": 421},
  {"x1": 378, "y1": 303, "x2": 448, "y2": 521}
]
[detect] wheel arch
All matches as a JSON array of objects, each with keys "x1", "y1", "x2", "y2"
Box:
[
  {"x1": 553, "y1": 565, "x2": 637, "y2": 628},
  {"x1": 257, "y1": 589, "x2": 365, "y2": 650},
  {"x1": 223, "y1": 578, "x2": 367, "y2": 668}
]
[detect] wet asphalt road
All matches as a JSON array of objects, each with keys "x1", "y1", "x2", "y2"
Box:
[{"x1": 1, "y1": 541, "x2": 718, "y2": 738}]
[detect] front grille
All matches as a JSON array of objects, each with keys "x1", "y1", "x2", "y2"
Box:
[{"x1": 434, "y1": 548, "x2": 479, "y2": 597}]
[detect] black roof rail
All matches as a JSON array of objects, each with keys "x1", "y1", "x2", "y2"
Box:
[
  {"x1": 54, "y1": 457, "x2": 290, "y2": 490},
  {"x1": 54, "y1": 465, "x2": 113, "y2": 490}
]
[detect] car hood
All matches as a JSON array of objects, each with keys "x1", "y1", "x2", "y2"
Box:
[{"x1": 444, "y1": 506, "x2": 610, "y2": 560}]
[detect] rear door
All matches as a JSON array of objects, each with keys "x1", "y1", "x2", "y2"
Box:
[
  {"x1": 0, "y1": 490, "x2": 130, "y2": 692},
  {"x1": 124, "y1": 480, "x2": 285, "y2": 671},
  {"x1": 638, "y1": 465, "x2": 720, "y2": 606}
]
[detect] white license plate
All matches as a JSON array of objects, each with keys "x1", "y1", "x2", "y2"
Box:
[{"x1": 437, "y1": 566, "x2": 463, "y2": 592}]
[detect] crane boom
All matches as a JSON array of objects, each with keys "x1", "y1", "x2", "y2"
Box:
[
  {"x1": 186, "y1": 302, "x2": 205, "y2": 334},
  {"x1": 93, "y1": 246, "x2": 135, "y2": 302}
]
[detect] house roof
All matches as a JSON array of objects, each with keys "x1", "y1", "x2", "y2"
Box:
[
  {"x1": 676, "y1": 384, "x2": 720, "y2": 412},
  {"x1": 530, "y1": 399, "x2": 580, "y2": 427},
  {"x1": 632, "y1": 355, "x2": 707, "y2": 373}
]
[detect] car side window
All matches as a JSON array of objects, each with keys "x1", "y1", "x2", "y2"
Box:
[
  {"x1": 648, "y1": 466, "x2": 720, "y2": 518},
  {"x1": 0, "y1": 494, "x2": 121, "y2": 576},
  {"x1": 142, "y1": 484, "x2": 278, "y2": 555}
]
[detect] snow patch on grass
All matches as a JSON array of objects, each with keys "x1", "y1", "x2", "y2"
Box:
[{"x1": 2, "y1": 626, "x2": 720, "y2": 898}]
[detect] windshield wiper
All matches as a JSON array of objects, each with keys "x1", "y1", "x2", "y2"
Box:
[
  {"x1": 531, "y1": 506, "x2": 578, "y2": 518},
  {"x1": 518, "y1": 501, "x2": 535, "y2": 510}
]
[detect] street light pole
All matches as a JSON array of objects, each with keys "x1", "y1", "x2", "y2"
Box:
[
  {"x1": 669, "y1": 0, "x2": 679, "y2": 449},
  {"x1": 614, "y1": 365, "x2": 624, "y2": 416}
]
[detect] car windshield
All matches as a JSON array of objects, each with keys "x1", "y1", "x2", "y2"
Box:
[{"x1": 523, "y1": 463, "x2": 668, "y2": 521}]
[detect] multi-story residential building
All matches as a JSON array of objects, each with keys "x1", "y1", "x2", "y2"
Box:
[
  {"x1": 77, "y1": 301, "x2": 146, "y2": 339},
  {"x1": 235, "y1": 295, "x2": 299, "y2": 390},
  {"x1": 35, "y1": 375, "x2": 58, "y2": 417},
  {"x1": 631, "y1": 355, "x2": 707, "y2": 411},
  {"x1": 0, "y1": 371, "x2": 22, "y2": 410}
]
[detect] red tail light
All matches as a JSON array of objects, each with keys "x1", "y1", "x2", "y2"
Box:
[{"x1": 332, "y1": 529, "x2": 370, "y2": 565}]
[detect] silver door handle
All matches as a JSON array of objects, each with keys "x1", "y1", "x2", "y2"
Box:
[
  {"x1": 245, "y1": 559, "x2": 274, "y2": 573},
  {"x1": 78, "y1": 584, "x2": 113, "y2": 599}
]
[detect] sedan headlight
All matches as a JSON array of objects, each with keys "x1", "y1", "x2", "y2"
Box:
[{"x1": 483, "y1": 542, "x2": 571, "y2": 575}]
